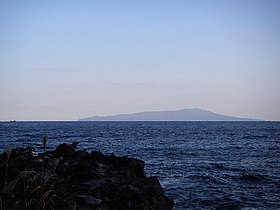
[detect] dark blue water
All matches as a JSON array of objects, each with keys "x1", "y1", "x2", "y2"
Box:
[{"x1": 0, "y1": 121, "x2": 280, "y2": 209}]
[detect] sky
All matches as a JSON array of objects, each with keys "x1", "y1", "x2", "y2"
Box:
[{"x1": 0, "y1": 0, "x2": 280, "y2": 121}]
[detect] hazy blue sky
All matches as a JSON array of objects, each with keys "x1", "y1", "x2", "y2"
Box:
[{"x1": 1, "y1": 0, "x2": 280, "y2": 121}]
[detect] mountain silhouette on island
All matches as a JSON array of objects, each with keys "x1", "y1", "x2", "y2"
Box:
[{"x1": 79, "y1": 108, "x2": 259, "y2": 121}]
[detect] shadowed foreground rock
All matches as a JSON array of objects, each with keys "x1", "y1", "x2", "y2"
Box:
[{"x1": 0, "y1": 143, "x2": 174, "y2": 210}]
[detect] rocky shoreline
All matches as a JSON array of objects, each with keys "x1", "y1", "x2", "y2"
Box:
[{"x1": 0, "y1": 143, "x2": 174, "y2": 210}]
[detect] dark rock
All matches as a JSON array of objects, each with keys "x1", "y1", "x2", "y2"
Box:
[
  {"x1": 55, "y1": 143, "x2": 76, "y2": 157},
  {"x1": 0, "y1": 143, "x2": 174, "y2": 210},
  {"x1": 75, "y1": 195, "x2": 103, "y2": 206}
]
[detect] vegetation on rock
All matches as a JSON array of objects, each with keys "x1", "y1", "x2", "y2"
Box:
[{"x1": 0, "y1": 143, "x2": 174, "y2": 210}]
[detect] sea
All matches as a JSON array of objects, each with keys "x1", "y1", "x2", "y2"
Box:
[{"x1": 0, "y1": 121, "x2": 280, "y2": 210}]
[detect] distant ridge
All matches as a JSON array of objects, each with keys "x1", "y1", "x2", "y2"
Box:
[{"x1": 78, "y1": 108, "x2": 259, "y2": 121}]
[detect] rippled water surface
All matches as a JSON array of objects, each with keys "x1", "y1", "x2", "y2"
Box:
[{"x1": 0, "y1": 121, "x2": 280, "y2": 209}]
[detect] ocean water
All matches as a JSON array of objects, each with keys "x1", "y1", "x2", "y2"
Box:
[{"x1": 0, "y1": 121, "x2": 280, "y2": 209}]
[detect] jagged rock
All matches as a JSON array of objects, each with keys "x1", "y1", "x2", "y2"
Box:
[
  {"x1": 0, "y1": 143, "x2": 174, "y2": 210},
  {"x1": 55, "y1": 143, "x2": 76, "y2": 157},
  {"x1": 75, "y1": 195, "x2": 103, "y2": 206}
]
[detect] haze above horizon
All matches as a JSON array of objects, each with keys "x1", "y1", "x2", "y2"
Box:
[{"x1": 1, "y1": 0, "x2": 280, "y2": 121}]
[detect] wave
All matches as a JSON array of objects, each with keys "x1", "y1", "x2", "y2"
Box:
[{"x1": 239, "y1": 173, "x2": 265, "y2": 183}]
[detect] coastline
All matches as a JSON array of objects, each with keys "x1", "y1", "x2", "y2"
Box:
[{"x1": 0, "y1": 143, "x2": 174, "y2": 210}]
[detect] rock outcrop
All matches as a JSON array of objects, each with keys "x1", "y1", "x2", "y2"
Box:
[{"x1": 0, "y1": 143, "x2": 174, "y2": 210}]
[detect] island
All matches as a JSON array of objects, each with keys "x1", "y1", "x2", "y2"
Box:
[
  {"x1": 0, "y1": 143, "x2": 174, "y2": 210},
  {"x1": 79, "y1": 108, "x2": 259, "y2": 121}
]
